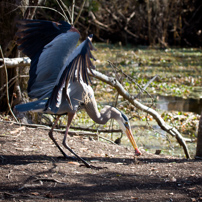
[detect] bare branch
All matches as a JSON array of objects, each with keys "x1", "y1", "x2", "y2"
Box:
[
  {"x1": 0, "y1": 47, "x2": 18, "y2": 122},
  {"x1": 71, "y1": 0, "x2": 75, "y2": 25},
  {"x1": 55, "y1": 0, "x2": 69, "y2": 23},
  {"x1": 74, "y1": 0, "x2": 86, "y2": 26},
  {"x1": 16, "y1": 5, "x2": 67, "y2": 20},
  {"x1": 58, "y1": 0, "x2": 72, "y2": 22},
  {"x1": 89, "y1": 11, "x2": 110, "y2": 30},
  {"x1": 91, "y1": 69, "x2": 190, "y2": 159},
  {"x1": 0, "y1": 57, "x2": 31, "y2": 69}
]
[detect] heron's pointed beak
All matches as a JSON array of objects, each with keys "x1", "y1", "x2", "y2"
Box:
[{"x1": 125, "y1": 127, "x2": 141, "y2": 156}]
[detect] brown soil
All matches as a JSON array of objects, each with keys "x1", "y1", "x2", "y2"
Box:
[{"x1": 0, "y1": 121, "x2": 202, "y2": 202}]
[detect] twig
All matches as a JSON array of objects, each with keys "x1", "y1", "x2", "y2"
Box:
[
  {"x1": 0, "y1": 120, "x2": 122, "y2": 133},
  {"x1": 33, "y1": 177, "x2": 66, "y2": 184},
  {"x1": 55, "y1": 0, "x2": 69, "y2": 23},
  {"x1": 0, "y1": 46, "x2": 18, "y2": 122},
  {"x1": 7, "y1": 170, "x2": 13, "y2": 179},
  {"x1": 0, "y1": 75, "x2": 17, "y2": 91},
  {"x1": 74, "y1": 0, "x2": 86, "y2": 25},
  {"x1": 108, "y1": 60, "x2": 156, "y2": 109},
  {"x1": 89, "y1": 11, "x2": 110, "y2": 30},
  {"x1": 91, "y1": 69, "x2": 191, "y2": 159},
  {"x1": 135, "y1": 75, "x2": 159, "y2": 99},
  {"x1": 71, "y1": 0, "x2": 75, "y2": 24},
  {"x1": 58, "y1": 0, "x2": 72, "y2": 23},
  {"x1": 14, "y1": 5, "x2": 67, "y2": 20},
  {"x1": 0, "y1": 120, "x2": 118, "y2": 144},
  {"x1": 108, "y1": 60, "x2": 143, "y2": 94},
  {"x1": 109, "y1": 60, "x2": 123, "y2": 141},
  {"x1": 0, "y1": 76, "x2": 18, "y2": 101}
]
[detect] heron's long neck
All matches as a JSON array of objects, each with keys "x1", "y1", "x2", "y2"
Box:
[{"x1": 85, "y1": 103, "x2": 118, "y2": 125}]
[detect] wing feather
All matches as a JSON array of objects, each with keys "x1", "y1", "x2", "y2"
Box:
[
  {"x1": 16, "y1": 19, "x2": 80, "y2": 100},
  {"x1": 46, "y1": 35, "x2": 96, "y2": 113}
]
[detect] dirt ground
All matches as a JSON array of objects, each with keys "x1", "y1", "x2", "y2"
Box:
[{"x1": 0, "y1": 121, "x2": 202, "y2": 202}]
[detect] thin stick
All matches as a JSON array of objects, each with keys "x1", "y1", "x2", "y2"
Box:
[
  {"x1": 108, "y1": 60, "x2": 142, "y2": 93},
  {"x1": 74, "y1": 0, "x2": 86, "y2": 25},
  {"x1": 0, "y1": 120, "x2": 122, "y2": 133},
  {"x1": 55, "y1": 0, "x2": 69, "y2": 23},
  {"x1": 0, "y1": 46, "x2": 18, "y2": 122},
  {"x1": 0, "y1": 120, "x2": 117, "y2": 144},
  {"x1": 135, "y1": 75, "x2": 158, "y2": 99},
  {"x1": 0, "y1": 76, "x2": 18, "y2": 101},
  {"x1": 58, "y1": 0, "x2": 72, "y2": 22},
  {"x1": 71, "y1": 0, "x2": 75, "y2": 24},
  {"x1": 11, "y1": 5, "x2": 67, "y2": 20}
]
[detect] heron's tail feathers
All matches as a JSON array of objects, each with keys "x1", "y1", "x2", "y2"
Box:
[{"x1": 15, "y1": 100, "x2": 47, "y2": 112}]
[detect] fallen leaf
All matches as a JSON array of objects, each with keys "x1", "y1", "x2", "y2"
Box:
[
  {"x1": 131, "y1": 196, "x2": 139, "y2": 199},
  {"x1": 187, "y1": 187, "x2": 196, "y2": 191},
  {"x1": 68, "y1": 161, "x2": 80, "y2": 166},
  {"x1": 15, "y1": 148, "x2": 35, "y2": 152},
  {"x1": 31, "y1": 192, "x2": 40, "y2": 196}
]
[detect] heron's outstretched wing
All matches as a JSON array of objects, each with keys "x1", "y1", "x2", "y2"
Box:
[
  {"x1": 46, "y1": 35, "x2": 96, "y2": 113},
  {"x1": 16, "y1": 20, "x2": 80, "y2": 99}
]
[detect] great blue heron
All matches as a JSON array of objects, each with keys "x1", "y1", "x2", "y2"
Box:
[{"x1": 15, "y1": 20, "x2": 141, "y2": 169}]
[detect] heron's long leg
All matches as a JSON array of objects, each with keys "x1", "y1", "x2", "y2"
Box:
[
  {"x1": 62, "y1": 113, "x2": 93, "y2": 168},
  {"x1": 48, "y1": 115, "x2": 74, "y2": 159}
]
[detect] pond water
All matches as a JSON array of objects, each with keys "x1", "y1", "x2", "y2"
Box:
[
  {"x1": 104, "y1": 94, "x2": 200, "y2": 159},
  {"x1": 155, "y1": 95, "x2": 202, "y2": 115}
]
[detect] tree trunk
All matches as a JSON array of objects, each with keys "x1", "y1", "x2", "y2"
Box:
[
  {"x1": 0, "y1": 0, "x2": 38, "y2": 112},
  {"x1": 196, "y1": 112, "x2": 202, "y2": 158}
]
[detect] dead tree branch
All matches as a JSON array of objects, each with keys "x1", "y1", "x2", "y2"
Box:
[
  {"x1": 0, "y1": 57, "x2": 31, "y2": 69},
  {"x1": 0, "y1": 47, "x2": 18, "y2": 122},
  {"x1": 91, "y1": 69, "x2": 190, "y2": 159},
  {"x1": 74, "y1": 0, "x2": 86, "y2": 25}
]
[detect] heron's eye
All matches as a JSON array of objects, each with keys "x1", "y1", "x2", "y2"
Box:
[{"x1": 124, "y1": 122, "x2": 129, "y2": 127}]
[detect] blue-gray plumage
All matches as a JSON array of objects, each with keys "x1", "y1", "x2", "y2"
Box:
[{"x1": 15, "y1": 20, "x2": 141, "y2": 169}]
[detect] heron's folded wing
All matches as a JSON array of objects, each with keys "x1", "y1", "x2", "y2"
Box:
[
  {"x1": 16, "y1": 20, "x2": 80, "y2": 99},
  {"x1": 46, "y1": 35, "x2": 96, "y2": 113}
]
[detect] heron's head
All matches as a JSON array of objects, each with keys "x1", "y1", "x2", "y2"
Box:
[{"x1": 117, "y1": 112, "x2": 141, "y2": 156}]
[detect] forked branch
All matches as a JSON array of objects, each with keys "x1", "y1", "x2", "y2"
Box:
[{"x1": 91, "y1": 69, "x2": 190, "y2": 159}]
